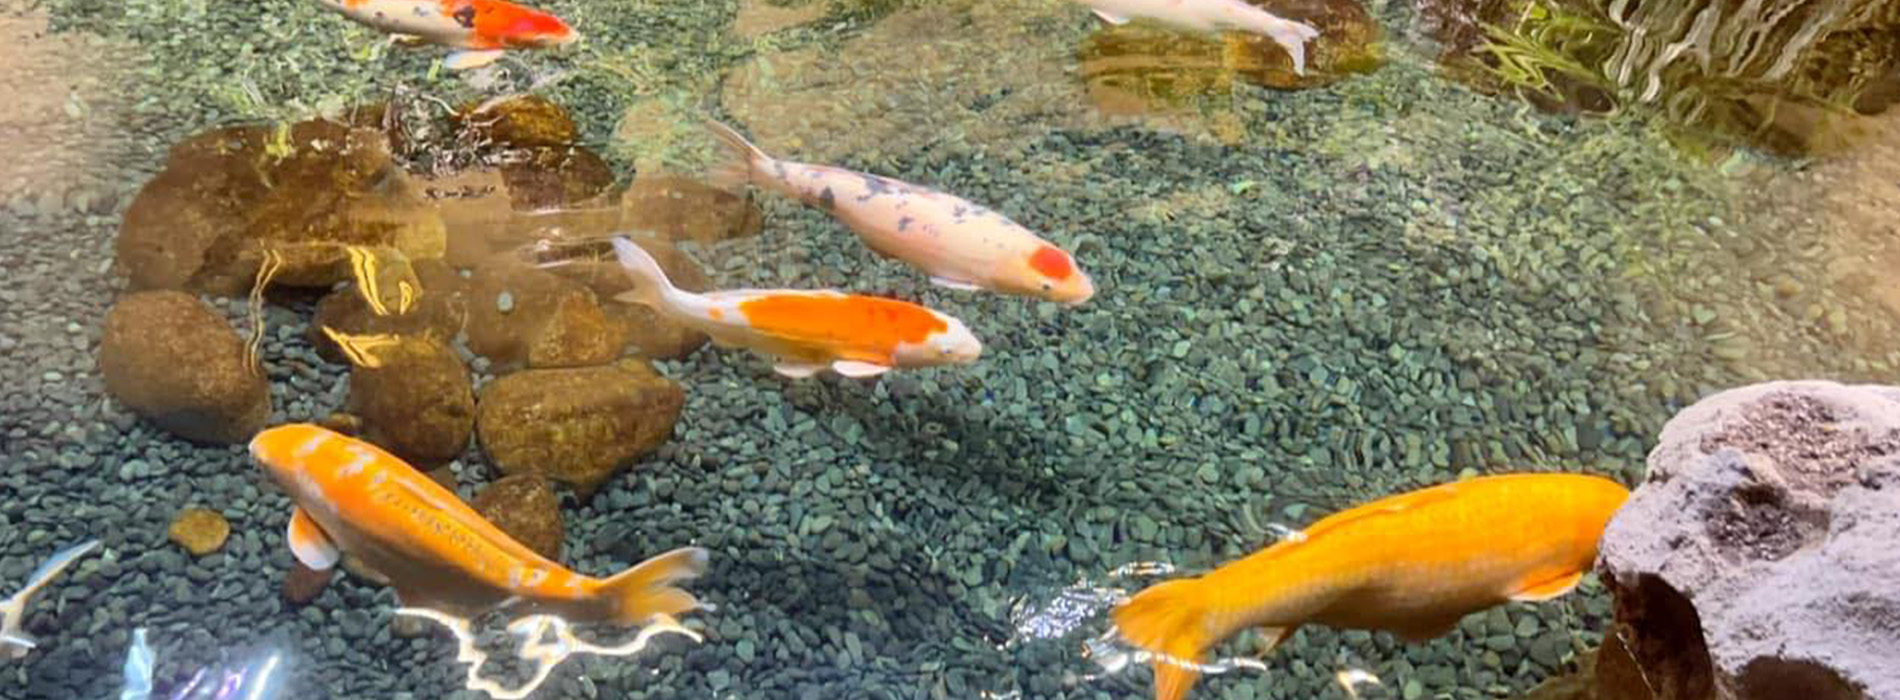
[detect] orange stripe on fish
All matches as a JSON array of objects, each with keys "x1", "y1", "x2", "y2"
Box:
[
  {"x1": 1112, "y1": 473, "x2": 1630, "y2": 700},
  {"x1": 251, "y1": 423, "x2": 708, "y2": 626},
  {"x1": 601, "y1": 237, "x2": 983, "y2": 379}
]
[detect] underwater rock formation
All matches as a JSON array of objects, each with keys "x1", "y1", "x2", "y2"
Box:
[
  {"x1": 463, "y1": 264, "x2": 627, "y2": 372},
  {"x1": 1079, "y1": 0, "x2": 1383, "y2": 113},
  {"x1": 308, "y1": 259, "x2": 468, "y2": 365},
  {"x1": 474, "y1": 359, "x2": 685, "y2": 498},
  {"x1": 344, "y1": 335, "x2": 475, "y2": 467},
  {"x1": 471, "y1": 474, "x2": 564, "y2": 562},
  {"x1": 563, "y1": 238, "x2": 712, "y2": 361},
  {"x1": 98, "y1": 291, "x2": 270, "y2": 445},
  {"x1": 1599, "y1": 380, "x2": 1900, "y2": 700},
  {"x1": 113, "y1": 120, "x2": 447, "y2": 295},
  {"x1": 619, "y1": 175, "x2": 765, "y2": 247}
]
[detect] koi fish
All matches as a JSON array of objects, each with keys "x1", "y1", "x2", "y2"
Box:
[
  {"x1": 704, "y1": 121, "x2": 1096, "y2": 306},
  {"x1": 603, "y1": 236, "x2": 983, "y2": 378},
  {"x1": 1071, "y1": 0, "x2": 1320, "y2": 75},
  {"x1": 250, "y1": 423, "x2": 708, "y2": 626},
  {"x1": 1112, "y1": 473, "x2": 1630, "y2": 700},
  {"x1": 314, "y1": 0, "x2": 578, "y2": 70}
]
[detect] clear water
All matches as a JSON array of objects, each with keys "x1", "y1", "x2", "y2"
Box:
[{"x1": 1, "y1": 0, "x2": 1896, "y2": 699}]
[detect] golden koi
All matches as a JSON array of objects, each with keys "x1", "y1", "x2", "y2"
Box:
[
  {"x1": 250, "y1": 423, "x2": 708, "y2": 626},
  {"x1": 1072, "y1": 0, "x2": 1320, "y2": 75},
  {"x1": 315, "y1": 0, "x2": 579, "y2": 70},
  {"x1": 1112, "y1": 473, "x2": 1630, "y2": 700},
  {"x1": 604, "y1": 237, "x2": 983, "y2": 379},
  {"x1": 705, "y1": 120, "x2": 1096, "y2": 306}
]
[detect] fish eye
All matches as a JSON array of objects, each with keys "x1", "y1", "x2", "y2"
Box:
[{"x1": 1040, "y1": 281, "x2": 1053, "y2": 291}]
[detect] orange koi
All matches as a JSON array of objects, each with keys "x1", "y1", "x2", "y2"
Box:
[
  {"x1": 1112, "y1": 473, "x2": 1630, "y2": 700},
  {"x1": 250, "y1": 423, "x2": 708, "y2": 626},
  {"x1": 317, "y1": 0, "x2": 578, "y2": 70},
  {"x1": 604, "y1": 237, "x2": 984, "y2": 379}
]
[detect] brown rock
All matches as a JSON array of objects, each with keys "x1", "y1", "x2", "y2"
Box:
[
  {"x1": 308, "y1": 257, "x2": 468, "y2": 365},
  {"x1": 557, "y1": 238, "x2": 711, "y2": 361},
  {"x1": 619, "y1": 175, "x2": 765, "y2": 246},
  {"x1": 1514, "y1": 634, "x2": 1654, "y2": 700},
  {"x1": 167, "y1": 508, "x2": 230, "y2": 556},
  {"x1": 114, "y1": 119, "x2": 446, "y2": 295},
  {"x1": 471, "y1": 474, "x2": 564, "y2": 561},
  {"x1": 346, "y1": 335, "x2": 475, "y2": 466},
  {"x1": 475, "y1": 359, "x2": 685, "y2": 497},
  {"x1": 452, "y1": 95, "x2": 577, "y2": 149},
  {"x1": 282, "y1": 562, "x2": 334, "y2": 605},
  {"x1": 464, "y1": 263, "x2": 626, "y2": 372},
  {"x1": 98, "y1": 291, "x2": 270, "y2": 445},
  {"x1": 499, "y1": 146, "x2": 616, "y2": 212}
]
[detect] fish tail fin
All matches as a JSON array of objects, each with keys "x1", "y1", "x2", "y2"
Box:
[
  {"x1": 1113, "y1": 578, "x2": 1217, "y2": 700},
  {"x1": 1263, "y1": 17, "x2": 1320, "y2": 76},
  {"x1": 703, "y1": 118, "x2": 773, "y2": 192},
  {"x1": 608, "y1": 236, "x2": 678, "y2": 309},
  {"x1": 597, "y1": 546, "x2": 711, "y2": 626}
]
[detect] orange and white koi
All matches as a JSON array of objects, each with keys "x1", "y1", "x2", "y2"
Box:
[
  {"x1": 250, "y1": 423, "x2": 708, "y2": 626},
  {"x1": 705, "y1": 121, "x2": 1096, "y2": 306},
  {"x1": 1112, "y1": 473, "x2": 1630, "y2": 700},
  {"x1": 315, "y1": 0, "x2": 578, "y2": 70},
  {"x1": 1072, "y1": 0, "x2": 1319, "y2": 75},
  {"x1": 604, "y1": 237, "x2": 983, "y2": 378}
]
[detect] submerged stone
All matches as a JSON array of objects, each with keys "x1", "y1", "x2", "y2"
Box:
[
  {"x1": 114, "y1": 119, "x2": 447, "y2": 295},
  {"x1": 619, "y1": 175, "x2": 765, "y2": 246},
  {"x1": 345, "y1": 335, "x2": 475, "y2": 467},
  {"x1": 475, "y1": 359, "x2": 686, "y2": 498},
  {"x1": 98, "y1": 291, "x2": 270, "y2": 445},
  {"x1": 471, "y1": 474, "x2": 564, "y2": 562}
]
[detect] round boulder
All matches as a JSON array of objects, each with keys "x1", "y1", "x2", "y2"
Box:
[
  {"x1": 98, "y1": 291, "x2": 270, "y2": 444},
  {"x1": 345, "y1": 335, "x2": 475, "y2": 467},
  {"x1": 475, "y1": 359, "x2": 684, "y2": 498}
]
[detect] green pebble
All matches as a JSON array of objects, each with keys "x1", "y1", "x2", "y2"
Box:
[
  {"x1": 736, "y1": 638, "x2": 756, "y2": 663},
  {"x1": 1403, "y1": 679, "x2": 1423, "y2": 700}
]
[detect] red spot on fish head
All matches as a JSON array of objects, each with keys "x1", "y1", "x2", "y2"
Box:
[
  {"x1": 473, "y1": 1, "x2": 577, "y2": 47},
  {"x1": 1024, "y1": 244, "x2": 1095, "y2": 305},
  {"x1": 1029, "y1": 245, "x2": 1075, "y2": 281}
]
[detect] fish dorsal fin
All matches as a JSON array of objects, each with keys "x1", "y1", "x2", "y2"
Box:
[
  {"x1": 1297, "y1": 482, "x2": 1463, "y2": 540},
  {"x1": 288, "y1": 507, "x2": 341, "y2": 571},
  {"x1": 1510, "y1": 571, "x2": 1586, "y2": 602}
]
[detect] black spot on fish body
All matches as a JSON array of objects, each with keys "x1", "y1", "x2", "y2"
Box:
[
  {"x1": 452, "y1": 5, "x2": 477, "y2": 28},
  {"x1": 819, "y1": 187, "x2": 836, "y2": 210},
  {"x1": 898, "y1": 216, "x2": 913, "y2": 232}
]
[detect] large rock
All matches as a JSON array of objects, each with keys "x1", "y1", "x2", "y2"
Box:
[
  {"x1": 114, "y1": 119, "x2": 446, "y2": 295},
  {"x1": 98, "y1": 291, "x2": 270, "y2": 444},
  {"x1": 618, "y1": 175, "x2": 765, "y2": 246},
  {"x1": 555, "y1": 238, "x2": 711, "y2": 361},
  {"x1": 475, "y1": 360, "x2": 684, "y2": 498},
  {"x1": 462, "y1": 263, "x2": 628, "y2": 372},
  {"x1": 1598, "y1": 381, "x2": 1900, "y2": 700},
  {"x1": 471, "y1": 474, "x2": 564, "y2": 562},
  {"x1": 308, "y1": 257, "x2": 468, "y2": 365},
  {"x1": 345, "y1": 335, "x2": 475, "y2": 466}
]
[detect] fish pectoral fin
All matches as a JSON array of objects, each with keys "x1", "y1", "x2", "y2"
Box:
[
  {"x1": 773, "y1": 362, "x2": 826, "y2": 378},
  {"x1": 1091, "y1": 8, "x2": 1132, "y2": 24},
  {"x1": 928, "y1": 276, "x2": 983, "y2": 292},
  {"x1": 288, "y1": 507, "x2": 341, "y2": 571},
  {"x1": 443, "y1": 49, "x2": 506, "y2": 70},
  {"x1": 1510, "y1": 571, "x2": 1586, "y2": 602},
  {"x1": 832, "y1": 360, "x2": 892, "y2": 378}
]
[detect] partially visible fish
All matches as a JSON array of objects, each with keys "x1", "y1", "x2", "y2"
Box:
[
  {"x1": 0, "y1": 538, "x2": 101, "y2": 661},
  {"x1": 601, "y1": 236, "x2": 984, "y2": 379},
  {"x1": 314, "y1": 0, "x2": 579, "y2": 70},
  {"x1": 1069, "y1": 0, "x2": 1320, "y2": 75},
  {"x1": 1111, "y1": 473, "x2": 1629, "y2": 700},
  {"x1": 704, "y1": 120, "x2": 1097, "y2": 306},
  {"x1": 250, "y1": 423, "x2": 709, "y2": 627}
]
